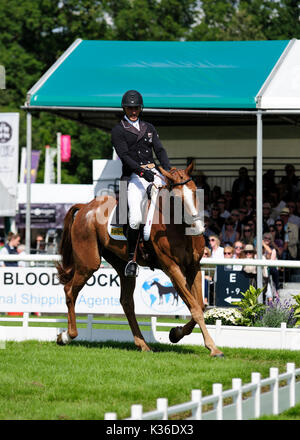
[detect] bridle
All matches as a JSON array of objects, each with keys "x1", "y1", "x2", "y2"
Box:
[
  {"x1": 167, "y1": 177, "x2": 202, "y2": 225},
  {"x1": 169, "y1": 177, "x2": 192, "y2": 190}
]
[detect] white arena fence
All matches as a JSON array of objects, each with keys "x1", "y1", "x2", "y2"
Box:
[
  {"x1": 105, "y1": 363, "x2": 300, "y2": 420},
  {"x1": 1, "y1": 255, "x2": 300, "y2": 420},
  {"x1": 1, "y1": 254, "x2": 300, "y2": 350}
]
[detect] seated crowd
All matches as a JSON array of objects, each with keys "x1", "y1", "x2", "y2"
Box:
[{"x1": 196, "y1": 164, "x2": 300, "y2": 302}]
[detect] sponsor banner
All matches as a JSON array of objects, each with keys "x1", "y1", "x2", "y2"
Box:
[
  {"x1": 0, "y1": 113, "x2": 19, "y2": 216},
  {"x1": 0, "y1": 267, "x2": 191, "y2": 315}
]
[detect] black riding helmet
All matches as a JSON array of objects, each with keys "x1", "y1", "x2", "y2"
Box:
[{"x1": 121, "y1": 90, "x2": 143, "y2": 108}]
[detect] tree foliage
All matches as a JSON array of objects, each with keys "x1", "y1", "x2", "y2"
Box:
[{"x1": 0, "y1": 0, "x2": 298, "y2": 184}]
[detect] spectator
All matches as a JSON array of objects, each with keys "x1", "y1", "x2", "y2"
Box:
[
  {"x1": 224, "y1": 245, "x2": 234, "y2": 258},
  {"x1": 209, "y1": 204, "x2": 224, "y2": 235},
  {"x1": 262, "y1": 232, "x2": 280, "y2": 297},
  {"x1": 217, "y1": 197, "x2": 231, "y2": 219},
  {"x1": 295, "y1": 196, "x2": 300, "y2": 218},
  {"x1": 0, "y1": 233, "x2": 21, "y2": 267},
  {"x1": 279, "y1": 164, "x2": 300, "y2": 199},
  {"x1": 220, "y1": 216, "x2": 240, "y2": 246},
  {"x1": 238, "y1": 207, "x2": 248, "y2": 230},
  {"x1": 211, "y1": 185, "x2": 222, "y2": 205},
  {"x1": 230, "y1": 209, "x2": 242, "y2": 234},
  {"x1": 194, "y1": 172, "x2": 210, "y2": 195},
  {"x1": 263, "y1": 169, "x2": 276, "y2": 194},
  {"x1": 17, "y1": 244, "x2": 26, "y2": 267},
  {"x1": 232, "y1": 167, "x2": 255, "y2": 207},
  {"x1": 233, "y1": 240, "x2": 245, "y2": 259},
  {"x1": 285, "y1": 200, "x2": 300, "y2": 228},
  {"x1": 203, "y1": 216, "x2": 215, "y2": 246},
  {"x1": 223, "y1": 190, "x2": 234, "y2": 212},
  {"x1": 35, "y1": 234, "x2": 45, "y2": 254},
  {"x1": 240, "y1": 224, "x2": 255, "y2": 245},
  {"x1": 274, "y1": 218, "x2": 288, "y2": 259},
  {"x1": 242, "y1": 244, "x2": 257, "y2": 288},
  {"x1": 209, "y1": 235, "x2": 224, "y2": 259},
  {"x1": 262, "y1": 202, "x2": 275, "y2": 231},
  {"x1": 269, "y1": 224, "x2": 285, "y2": 259},
  {"x1": 279, "y1": 207, "x2": 299, "y2": 260},
  {"x1": 202, "y1": 246, "x2": 212, "y2": 305},
  {"x1": 243, "y1": 193, "x2": 255, "y2": 219}
]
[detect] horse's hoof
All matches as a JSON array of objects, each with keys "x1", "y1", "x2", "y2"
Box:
[
  {"x1": 211, "y1": 352, "x2": 224, "y2": 358},
  {"x1": 56, "y1": 333, "x2": 64, "y2": 345},
  {"x1": 57, "y1": 331, "x2": 72, "y2": 346},
  {"x1": 169, "y1": 326, "x2": 183, "y2": 344}
]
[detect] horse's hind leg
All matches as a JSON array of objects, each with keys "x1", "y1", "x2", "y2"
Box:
[
  {"x1": 57, "y1": 269, "x2": 94, "y2": 345},
  {"x1": 169, "y1": 318, "x2": 196, "y2": 343}
]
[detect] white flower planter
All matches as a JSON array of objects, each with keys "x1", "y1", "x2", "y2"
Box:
[{"x1": 151, "y1": 318, "x2": 300, "y2": 351}]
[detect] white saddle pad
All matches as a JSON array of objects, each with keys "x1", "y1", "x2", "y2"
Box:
[{"x1": 107, "y1": 186, "x2": 160, "y2": 241}]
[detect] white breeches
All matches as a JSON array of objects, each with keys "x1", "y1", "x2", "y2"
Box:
[{"x1": 128, "y1": 168, "x2": 165, "y2": 230}]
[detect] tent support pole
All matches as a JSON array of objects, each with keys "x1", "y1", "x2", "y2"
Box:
[
  {"x1": 25, "y1": 111, "x2": 32, "y2": 254},
  {"x1": 256, "y1": 111, "x2": 263, "y2": 294}
]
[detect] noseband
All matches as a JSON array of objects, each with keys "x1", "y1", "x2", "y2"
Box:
[
  {"x1": 169, "y1": 177, "x2": 192, "y2": 190},
  {"x1": 167, "y1": 177, "x2": 202, "y2": 225}
]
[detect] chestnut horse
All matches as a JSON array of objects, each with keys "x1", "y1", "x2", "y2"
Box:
[{"x1": 56, "y1": 163, "x2": 223, "y2": 357}]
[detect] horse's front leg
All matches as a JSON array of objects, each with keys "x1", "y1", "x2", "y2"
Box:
[
  {"x1": 119, "y1": 274, "x2": 151, "y2": 351},
  {"x1": 104, "y1": 251, "x2": 151, "y2": 352},
  {"x1": 168, "y1": 265, "x2": 223, "y2": 357}
]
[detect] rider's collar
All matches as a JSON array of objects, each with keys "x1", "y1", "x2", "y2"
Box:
[{"x1": 124, "y1": 115, "x2": 140, "y2": 131}]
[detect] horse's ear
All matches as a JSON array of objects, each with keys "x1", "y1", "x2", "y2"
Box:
[
  {"x1": 158, "y1": 166, "x2": 176, "y2": 181},
  {"x1": 185, "y1": 160, "x2": 194, "y2": 176}
]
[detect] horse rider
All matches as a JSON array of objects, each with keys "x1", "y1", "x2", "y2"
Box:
[{"x1": 111, "y1": 90, "x2": 171, "y2": 277}]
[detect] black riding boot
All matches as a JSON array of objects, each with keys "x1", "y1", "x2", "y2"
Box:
[{"x1": 125, "y1": 227, "x2": 140, "y2": 277}]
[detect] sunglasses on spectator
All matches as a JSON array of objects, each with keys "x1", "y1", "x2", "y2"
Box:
[
  {"x1": 275, "y1": 223, "x2": 282, "y2": 226},
  {"x1": 224, "y1": 252, "x2": 233, "y2": 255},
  {"x1": 246, "y1": 251, "x2": 254, "y2": 254},
  {"x1": 244, "y1": 228, "x2": 251, "y2": 232},
  {"x1": 235, "y1": 245, "x2": 243, "y2": 249},
  {"x1": 209, "y1": 238, "x2": 216, "y2": 242}
]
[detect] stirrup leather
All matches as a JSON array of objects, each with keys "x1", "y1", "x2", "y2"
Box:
[{"x1": 124, "y1": 260, "x2": 139, "y2": 277}]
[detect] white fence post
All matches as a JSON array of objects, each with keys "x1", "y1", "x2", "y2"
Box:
[
  {"x1": 87, "y1": 314, "x2": 93, "y2": 340},
  {"x1": 191, "y1": 389, "x2": 202, "y2": 420},
  {"x1": 232, "y1": 378, "x2": 242, "y2": 420},
  {"x1": 105, "y1": 412, "x2": 117, "y2": 420},
  {"x1": 270, "y1": 367, "x2": 279, "y2": 415},
  {"x1": 213, "y1": 383, "x2": 223, "y2": 420},
  {"x1": 157, "y1": 398, "x2": 168, "y2": 420},
  {"x1": 22, "y1": 312, "x2": 29, "y2": 339},
  {"x1": 251, "y1": 372, "x2": 261, "y2": 418},
  {"x1": 131, "y1": 404, "x2": 143, "y2": 420},
  {"x1": 215, "y1": 319, "x2": 221, "y2": 345},
  {"x1": 287, "y1": 363, "x2": 296, "y2": 407}
]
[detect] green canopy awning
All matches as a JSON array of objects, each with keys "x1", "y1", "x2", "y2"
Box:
[
  {"x1": 27, "y1": 39, "x2": 289, "y2": 108},
  {"x1": 25, "y1": 39, "x2": 296, "y2": 128}
]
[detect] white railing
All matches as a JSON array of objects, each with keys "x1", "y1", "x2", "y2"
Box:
[
  {"x1": 1, "y1": 254, "x2": 300, "y2": 268},
  {"x1": 104, "y1": 363, "x2": 300, "y2": 420}
]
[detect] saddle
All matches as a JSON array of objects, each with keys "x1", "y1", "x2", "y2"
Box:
[
  {"x1": 107, "y1": 185, "x2": 160, "y2": 270},
  {"x1": 107, "y1": 184, "x2": 160, "y2": 242}
]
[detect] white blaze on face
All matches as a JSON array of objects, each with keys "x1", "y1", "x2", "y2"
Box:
[{"x1": 183, "y1": 186, "x2": 205, "y2": 235}]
